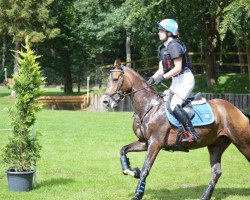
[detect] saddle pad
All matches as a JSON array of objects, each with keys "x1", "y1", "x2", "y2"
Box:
[{"x1": 165, "y1": 102, "x2": 215, "y2": 127}]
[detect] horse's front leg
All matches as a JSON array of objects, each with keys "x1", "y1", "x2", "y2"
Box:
[
  {"x1": 132, "y1": 141, "x2": 161, "y2": 200},
  {"x1": 120, "y1": 141, "x2": 147, "y2": 178}
]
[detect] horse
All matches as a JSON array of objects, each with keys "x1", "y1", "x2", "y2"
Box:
[{"x1": 102, "y1": 61, "x2": 250, "y2": 200}]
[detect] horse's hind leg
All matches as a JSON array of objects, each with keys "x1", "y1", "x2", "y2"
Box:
[
  {"x1": 232, "y1": 128, "x2": 250, "y2": 162},
  {"x1": 120, "y1": 141, "x2": 148, "y2": 178},
  {"x1": 200, "y1": 136, "x2": 231, "y2": 200}
]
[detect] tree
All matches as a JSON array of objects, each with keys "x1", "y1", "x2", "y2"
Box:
[
  {"x1": 42, "y1": 0, "x2": 86, "y2": 93},
  {"x1": 0, "y1": 0, "x2": 59, "y2": 96},
  {"x1": 166, "y1": 0, "x2": 232, "y2": 86},
  {"x1": 220, "y1": 0, "x2": 250, "y2": 87},
  {"x1": 74, "y1": 0, "x2": 127, "y2": 64}
]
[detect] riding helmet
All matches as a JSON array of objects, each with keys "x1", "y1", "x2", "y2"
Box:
[{"x1": 157, "y1": 19, "x2": 178, "y2": 36}]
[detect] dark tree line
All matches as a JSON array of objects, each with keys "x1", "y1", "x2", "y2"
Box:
[{"x1": 0, "y1": 0, "x2": 249, "y2": 94}]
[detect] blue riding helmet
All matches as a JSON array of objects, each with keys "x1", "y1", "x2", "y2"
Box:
[{"x1": 157, "y1": 19, "x2": 178, "y2": 36}]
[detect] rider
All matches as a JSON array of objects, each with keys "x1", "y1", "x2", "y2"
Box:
[{"x1": 147, "y1": 18, "x2": 200, "y2": 143}]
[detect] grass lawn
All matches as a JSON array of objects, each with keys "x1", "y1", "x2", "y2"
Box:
[{"x1": 0, "y1": 88, "x2": 249, "y2": 199}]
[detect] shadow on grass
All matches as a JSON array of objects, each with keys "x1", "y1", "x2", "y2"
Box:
[
  {"x1": 36, "y1": 177, "x2": 75, "y2": 189},
  {"x1": 145, "y1": 185, "x2": 250, "y2": 200},
  {"x1": 0, "y1": 92, "x2": 11, "y2": 98}
]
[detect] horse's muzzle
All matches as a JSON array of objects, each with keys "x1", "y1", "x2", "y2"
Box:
[
  {"x1": 102, "y1": 94, "x2": 118, "y2": 109},
  {"x1": 102, "y1": 95, "x2": 110, "y2": 108}
]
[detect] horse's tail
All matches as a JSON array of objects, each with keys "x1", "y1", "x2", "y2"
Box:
[{"x1": 242, "y1": 110, "x2": 250, "y2": 122}]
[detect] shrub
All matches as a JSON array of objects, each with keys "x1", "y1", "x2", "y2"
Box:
[{"x1": 2, "y1": 37, "x2": 45, "y2": 171}]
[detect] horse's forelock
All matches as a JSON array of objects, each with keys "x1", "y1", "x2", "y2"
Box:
[{"x1": 114, "y1": 59, "x2": 121, "y2": 68}]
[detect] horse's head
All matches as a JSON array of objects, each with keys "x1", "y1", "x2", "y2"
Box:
[{"x1": 102, "y1": 59, "x2": 131, "y2": 109}]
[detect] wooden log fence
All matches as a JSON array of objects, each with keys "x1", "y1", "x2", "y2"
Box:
[
  {"x1": 99, "y1": 52, "x2": 248, "y2": 71},
  {"x1": 37, "y1": 93, "x2": 249, "y2": 111},
  {"x1": 38, "y1": 95, "x2": 90, "y2": 110},
  {"x1": 89, "y1": 93, "x2": 250, "y2": 112}
]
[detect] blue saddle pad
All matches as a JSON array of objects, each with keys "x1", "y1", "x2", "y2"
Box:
[{"x1": 165, "y1": 102, "x2": 215, "y2": 127}]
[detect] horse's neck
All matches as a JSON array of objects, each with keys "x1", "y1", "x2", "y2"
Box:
[
  {"x1": 132, "y1": 91, "x2": 156, "y2": 118},
  {"x1": 125, "y1": 67, "x2": 157, "y2": 117}
]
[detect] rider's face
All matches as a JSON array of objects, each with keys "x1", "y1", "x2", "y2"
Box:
[{"x1": 158, "y1": 30, "x2": 168, "y2": 41}]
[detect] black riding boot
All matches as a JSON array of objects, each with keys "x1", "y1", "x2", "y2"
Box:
[{"x1": 173, "y1": 105, "x2": 200, "y2": 143}]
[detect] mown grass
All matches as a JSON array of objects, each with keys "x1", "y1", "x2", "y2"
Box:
[{"x1": 0, "y1": 87, "x2": 249, "y2": 199}]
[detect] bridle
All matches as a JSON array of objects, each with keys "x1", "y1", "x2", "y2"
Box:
[
  {"x1": 104, "y1": 66, "x2": 162, "y2": 122},
  {"x1": 105, "y1": 67, "x2": 126, "y2": 104},
  {"x1": 105, "y1": 66, "x2": 158, "y2": 105}
]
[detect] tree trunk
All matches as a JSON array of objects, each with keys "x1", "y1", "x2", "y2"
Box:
[
  {"x1": 11, "y1": 40, "x2": 20, "y2": 97},
  {"x1": 246, "y1": 42, "x2": 250, "y2": 88},
  {"x1": 62, "y1": 51, "x2": 73, "y2": 94},
  {"x1": 204, "y1": 50, "x2": 217, "y2": 86},
  {"x1": 2, "y1": 35, "x2": 6, "y2": 70},
  {"x1": 201, "y1": 5, "x2": 221, "y2": 86},
  {"x1": 236, "y1": 40, "x2": 247, "y2": 73},
  {"x1": 126, "y1": 31, "x2": 132, "y2": 68}
]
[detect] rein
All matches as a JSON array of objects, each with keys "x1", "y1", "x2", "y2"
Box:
[
  {"x1": 107, "y1": 67, "x2": 157, "y2": 102},
  {"x1": 107, "y1": 66, "x2": 163, "y2": 122},
  {"x1": 125, "y1": 83, "x2": 157, "y2": 97}
]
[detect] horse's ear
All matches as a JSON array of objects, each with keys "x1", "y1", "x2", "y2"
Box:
[{"x1": 113, "y1": 59, "x2": 121, "y2": 68}]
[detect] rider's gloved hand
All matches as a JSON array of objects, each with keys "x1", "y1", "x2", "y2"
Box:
[
  {"x1": 147, "y1": 77, "x2": 155, "y2": 85},
  {"x1": 154, "y1": 75, "x2": 164, "y2": 85}
]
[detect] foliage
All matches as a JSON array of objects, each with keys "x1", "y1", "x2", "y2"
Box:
[
  {"x1": 0, "y1": 0, "x2": 60, "y2": 42},
  {"x1": 74, "y1": 0, "x2": 127, "y2": 61},
  {"x1": 193, "y1": 73, "x2": 249, "y2": 93},
  {"x1": 1, "y1": 38, "x2": 45, "y2": 171},
  {"x1": 0, "y1": 0, "x2": 249, "y2": 91},
  {"x1": 219, "y1": 0, "x2": 250, "y2": 86},
  {"x1": 220, "y1": 0, "x2": 250, "y2": 42}
]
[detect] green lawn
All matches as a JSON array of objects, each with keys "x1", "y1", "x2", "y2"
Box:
[{"x1": 0, "y1": 89, "x2": 249, "y2": 199}]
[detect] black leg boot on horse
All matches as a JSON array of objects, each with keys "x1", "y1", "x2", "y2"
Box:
[{"x1": 173, "y1": 105, "x2": 200, "y2": 143}]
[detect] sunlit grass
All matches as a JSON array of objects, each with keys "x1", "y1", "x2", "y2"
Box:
[
  {"x1": 0, "y1": 94, "x2": 249, "y2": 199},
  {"x1": 194, "y1": 73, "x2": 249, "y2": 93}
]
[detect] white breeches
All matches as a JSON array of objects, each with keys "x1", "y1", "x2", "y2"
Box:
[{"x1": 168, "y1": 70, "x2": 195, "y2": 111}]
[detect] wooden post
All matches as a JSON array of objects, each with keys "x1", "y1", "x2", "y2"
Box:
[
  {"x1": 87, "y1": 76, "x2": 90, "y2": 104},
  {"x1": 4, "y1": 68, "x2": 7, "y2": 81}
]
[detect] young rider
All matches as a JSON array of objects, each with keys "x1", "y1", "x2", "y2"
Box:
[{"x1": 147, "y1": 18, "x2": 200, "y2": 143}]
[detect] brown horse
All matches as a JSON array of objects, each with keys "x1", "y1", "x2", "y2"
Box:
[{"x1": 102, "y1": 62, "x2": 250, "y2": 200}]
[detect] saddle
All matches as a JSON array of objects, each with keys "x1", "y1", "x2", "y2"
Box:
[{"x1": 164, "y1": 93, "x2": 215, "y2": 127}]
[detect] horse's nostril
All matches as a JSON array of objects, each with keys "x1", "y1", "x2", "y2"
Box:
[{"x1": 102, "y1": 100, "x2": 109, "y2": 105}]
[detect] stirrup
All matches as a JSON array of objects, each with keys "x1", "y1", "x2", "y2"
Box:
[{"x1": 181, "y1": 131, "x2": 200, "y2": 143}]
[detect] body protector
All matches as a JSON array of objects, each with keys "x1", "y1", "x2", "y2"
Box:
[{"x1": 158, "y1": 39, "x2": 191, "y2": 73}]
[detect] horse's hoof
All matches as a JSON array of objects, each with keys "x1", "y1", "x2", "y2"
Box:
[
  {"x1": 200, "y1": 198, "x2": 210, "y2": 200},
  {"x1": 131, "y1": 197, "x2": 141, "y2": 200},
  {"x1": 131, "y1": 192, "x2": 143, "y2": 200},
  {"x1": 133, "y1": 167, "x2": 141, "y2": 179},
  {"x1": 200, "y1": 195, "x2": 211, "y2": 200}
]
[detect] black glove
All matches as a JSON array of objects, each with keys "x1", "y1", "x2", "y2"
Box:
[
  {"x1": 154, "y1": 75, "x2": 164, "y2": 85},
  {"x1": 147, "y1": 77, "x2": 155, "y2": 85}
]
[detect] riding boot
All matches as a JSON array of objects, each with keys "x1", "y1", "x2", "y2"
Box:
[{"x1": 173, "y1": 105, "x2": 200, "y2": 143}]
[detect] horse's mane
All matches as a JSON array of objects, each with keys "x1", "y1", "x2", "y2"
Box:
[
  {"x1": 113, "y1": 59, "x2": 156, "y2": 92},
  {"x1": 124, "y1": 66, "x2": 146, "y2": 82},
  {"x1": 124, "y1": 66, "x2": 157, "y2": 93}
]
